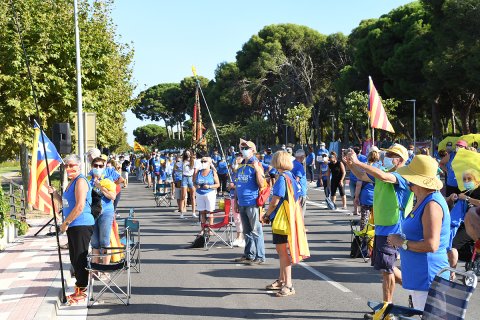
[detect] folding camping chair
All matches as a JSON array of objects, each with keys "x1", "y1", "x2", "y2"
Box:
[
  {"x1": 350, "y1": 214, "x2": 375, "y2": 262},
  {"x1": 86, "y1": 228, "x2": 131, "y2": 307},
  {"x1": 154, "y1": 183, "x2": 172, "y2": 207},
  {"x1": 200, "y1": 198, "x2": 234, "y2": 250},
  {"x1": 367, "y1": 267, "x2": 477, "y2": 320},
  {"x1": 121, "y1": 218, "x2": 141, "y2": 273}
]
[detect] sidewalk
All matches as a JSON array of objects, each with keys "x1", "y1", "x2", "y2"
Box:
[{"x1": 0, "y1": 218, "x2": 79, "y2": 320}]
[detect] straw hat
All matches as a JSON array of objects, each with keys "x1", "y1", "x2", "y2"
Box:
[
  {"x1": 397, "y1": 155, "x2": 443, "y2": 190},
  {"x1": 381, "y1": 143, "x2": 409, "y2": 161},
  {"x1": 239, "y1": 138, "x2": 256, "y2": 152}
]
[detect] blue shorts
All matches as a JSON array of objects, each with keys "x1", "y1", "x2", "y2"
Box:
[
  {"x1": 91, "y1": 211, "x2": 115, "y2": 249},
  {"x1": 182, "y1": 176, "x2": 193, "y2": 188}
]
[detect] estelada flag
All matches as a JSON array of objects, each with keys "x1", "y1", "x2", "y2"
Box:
[
  {"x1": 133, "y1": 141, "x2": 146, "y2": 153},
  {"x1": 368, "y1": 76, "x2": 395, "y2": 133},
  {"x1": 27, "y1": 121, "x2": 63, "y2": 215}
]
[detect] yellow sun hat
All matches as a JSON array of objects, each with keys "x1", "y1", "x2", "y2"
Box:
[{"x1": 396, "y1": 154, "x2": 443, "y2": 190}]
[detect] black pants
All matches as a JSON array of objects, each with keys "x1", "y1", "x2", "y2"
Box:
[
  {"x1": 218, "y1": 173, "x2": 228, "y2": 193},
  {"x1": 306, "y1": 165, "x2": 315, "y2": 182},
  {"x1": 67, "y1": 225, "x2": 93, "y2": 288}
]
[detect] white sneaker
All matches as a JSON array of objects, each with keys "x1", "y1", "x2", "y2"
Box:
[
  {"x1": 192, "y1": 212, "x2": 198, "y2": 218},
  {"x1": 238, "y1": 240, "x2": 246, "y2": 248},
  {"x1": 180, "y1": 213, "x2": 184, "y2": 219},
  {"x1": 232, "y1": 239, "x2": 239, "y2": 247}
]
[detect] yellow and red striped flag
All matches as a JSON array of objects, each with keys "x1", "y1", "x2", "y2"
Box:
[
  {"x1": 27, "y1": 121, "x2": 63, "y2": 215},
  {"x1": 368, "y1": 77, "x2": 395, "y2": 133},
  {"x1": 133, "y1": 141, "x2": 146, "y2": 153}
]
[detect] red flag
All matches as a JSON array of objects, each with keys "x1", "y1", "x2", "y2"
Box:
[{"x1": 368, "y1": 77, "x2": 395, "y2": 133}]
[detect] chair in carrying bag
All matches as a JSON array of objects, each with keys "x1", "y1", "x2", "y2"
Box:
[
  {"x1": 86, "y1": 228, "x2": 131, "y2": 307},
  {"x1": 349, "y1": 215, "x2": 374, "y2": 263},
  {"x1": 367, "y1": 267, "x2": 477, "y2": 320},
  {"x1": 200, "y1": 198, "x2": 234, "y2": 250}
]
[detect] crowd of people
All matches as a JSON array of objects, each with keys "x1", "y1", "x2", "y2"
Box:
[{"x1": 51, "y1": 136, "x2": 480, "y2": 312}]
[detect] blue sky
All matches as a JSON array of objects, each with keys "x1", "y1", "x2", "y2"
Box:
[{"x1": 111, "y1": 0, "x2": 414, "y2": 144}]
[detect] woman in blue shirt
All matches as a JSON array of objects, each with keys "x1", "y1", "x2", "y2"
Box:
[
  {"x1": 388, "y1": 155, "x2": 450, "y2": 311},
  {"x1": 49, "y1": 154, "x2": 94, "y2": 305},
  {"x1": 263, "y1": 151, "x2": 301, "y2": 297},
  {"x1": 194, "y1": 157, "x2": 219, "y2": 225}
]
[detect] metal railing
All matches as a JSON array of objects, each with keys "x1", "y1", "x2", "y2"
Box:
[{"x1": 7, "y1": 180, "x2": 26, "y2": 220}]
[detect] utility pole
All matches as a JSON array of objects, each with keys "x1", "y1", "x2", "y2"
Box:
[{"x1": 406, "y1": 99, "x2": 416, "y2": 150}]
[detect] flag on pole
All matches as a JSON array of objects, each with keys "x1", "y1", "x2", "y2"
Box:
[
  {"x1": 368, "y1": 76, "x2": 395, "y2": 133},
  {"x1": 133, "y1": 141, "x2": 146, "y2": 153},
  {"x1": 27, "y1": 121, "x2": 63, "y2": 214}
]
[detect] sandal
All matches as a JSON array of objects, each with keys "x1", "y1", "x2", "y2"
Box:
[
  {"x1": 266, "y1": 279, "x2": 284, "y2": 290},
  {"x1": 276, "y1": 285, "x2": 295, "y2": 297},
  {"x1": 65, "y1": 287, "x2": 87, "y2": 305}
]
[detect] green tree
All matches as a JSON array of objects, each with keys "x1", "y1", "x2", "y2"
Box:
[
  {"x1": 133, "y1": 124, "x2": 167, "y2": 147},
  {"x1": 285, "y1": 104, "x2": 312, "y2": 145}
]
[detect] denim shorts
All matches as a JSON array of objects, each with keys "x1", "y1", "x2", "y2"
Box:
[
  {"x1": 91, "y1": 211, "x2": 115, "y2": 249},
  {"x1": 182, "y1": 176, "x2": 193, "y2": 188}
]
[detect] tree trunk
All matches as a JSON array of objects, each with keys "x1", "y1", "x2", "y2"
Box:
[
  {"x1": 431, "y1": 96, "x2": 442, "y2": 140},
  {"x1": 451, "y1": 109, "x2": 456, "y2": 134},
  {"x1": 20, "y1": 144, "x2": 29, "y2": 207}
]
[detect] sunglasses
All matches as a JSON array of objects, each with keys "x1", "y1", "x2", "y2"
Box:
[
  {"x1": 241, "y1": 147, "x2": 250, "y2": 151},
  {"x1": 201, "y1": 160, "x2": 208, "y2": 163},
  {"x1": 92, "y1": 163, "x2": 104, "y2": 168},
  {"x1": 385, "y1": 152, "x2": 400, "y2": 158},
  {"x1": 65, "y1": 163, "x2": 78, "y2": 168}
]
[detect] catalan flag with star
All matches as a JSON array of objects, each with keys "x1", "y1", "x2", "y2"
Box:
[
  {"x1": 368, "y1": 76, "x2": 395, "y2": 133},
  {"x1": 27, "y1": 121, "x2": 63, "y2": 215}
]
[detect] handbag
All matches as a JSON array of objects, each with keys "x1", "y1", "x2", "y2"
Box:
[
  {"x1": 271, "y1": 202, "x2": 290, "y2": 235},
  {"x1": 256, "y1": 184, "x2": 271, "y2": 207}
]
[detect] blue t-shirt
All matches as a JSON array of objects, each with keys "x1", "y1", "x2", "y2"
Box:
[
  {"x1": 153, "y1": 160, "x2": 161, "y2": 174},
  {"x1": 316, "y1": 148, "x2": 329, "y2": 162},
  {"x1": 306, "y1": 152, "x2": 315, "y2": 166},
  {"x1": 217, "y1": 161, "x2": 228, "y2": 174},
  {"x1": 349, "y1": 154, "x2": 367, "y2": 184},
  {"x1": 236, "y1": 158, "x2": 261, "y2": 207},
  {"x1": 271, "y1": 171, "x2": 301, "y2": 218},
  {"x1": 291, "y1": 159, "x2": 307, "y2": 197},
  {"x1": 373, "y1": 172, "x2": 411, "y2": 236},
  {"x1": 211, "y1": 154, "x2": 222, "y2": 166},
  {"x1": 88, "y1": 166, "x2": 120, "y2": 183},
  {"x1": 88, "y1": 174, "x2": 115, "y2": 214},
  {"x1": 359, "y1": 181, "x2": 374, "y2": 206},
  {"x1": 446, "y1": 151, "x2": 457, "y2": 187},
  {"x1": 63, "y1": 175, "x2": 94, "y2": 227},
  {"x1": 263, "y1": 154, "x2": 273, "y2": 165},
  {"x1": 320, "y1": 162, "x2": 329, "y2": 174},
  {"x1": 173, "y1": 161, "x2": 183, "y2": 182},
  {"x1": 195, "y1": 169, "x2": 215, "y2": 195},
  {"x1": 400, "y1": 192, "x2": 450, "y2": 291}
]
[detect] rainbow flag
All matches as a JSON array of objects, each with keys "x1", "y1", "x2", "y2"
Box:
[
  {"x1": 368, "y1": 77, "x2": 395, "y2": 133},
  {"x1": 27, "y1": 121, "x2": 63, "y2": 214}
]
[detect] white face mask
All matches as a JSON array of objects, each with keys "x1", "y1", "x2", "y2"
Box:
[
  {"x1": 201, "y1": 162, "x2": 209, "y2": 170},
  {"x1": 241, "y1": 149, "x2": 252, "y2": 159},
  {"x1": 383, "y1": 157, "x2": 395, "y2": 170},
  {"x1": 323, "y1": 157, "x2": 328, "y2": 162}
]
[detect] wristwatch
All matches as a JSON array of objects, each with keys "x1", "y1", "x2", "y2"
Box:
[
  {"x1": 65, "y1": 220, "x2": 70, "y2": 226},
  {"x1": 466, "y1": 196, "x2": 470, "y2": 202},
  {"x1": 402, "y1": 239, "x2": 408, "y2": 250}
]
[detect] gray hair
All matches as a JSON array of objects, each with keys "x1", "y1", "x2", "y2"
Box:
[
  {"x1": 295, "y1": 149, "x2": 306, "y2": 157},
  {"x1": 64, "y1": 154, "x2": 82, "y2": 164}
]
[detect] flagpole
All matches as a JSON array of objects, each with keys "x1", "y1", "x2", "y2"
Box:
[{"x1": 10, "y1": 0, "x2": 67, "y2": 303}]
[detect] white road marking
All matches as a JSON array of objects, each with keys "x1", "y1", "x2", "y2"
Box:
[
  {"x1": 299, "y1": 262, "x2": 352, "y2": 293},
  {"x1": 306, "y1": 200, "x2": 326, "y2": 208}
]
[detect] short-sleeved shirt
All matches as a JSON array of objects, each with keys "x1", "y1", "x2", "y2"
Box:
[
  {"x1": 183, "y1": 161, "x2": 194, "y2": 176},
  {"x1": 88, "y1": 167, "x2": 120, "y2": 183},
  {"x1": 217, "y1": 161, "x2": 228, "y2": 174},
  {"x1": 291, "y1": 159, "x2": 307, "y2": 197},
  {"x1": 211, "y1": 154, "x2": 222, "y2": 166},
  {"x1": 306, "y1": 152, "x2": 315, "y2": 166},
  {"x1": 236, "y1": 157, "x2": 261, "y2": 207},
  {"x1": 174, "y1": 161, "x2": 183, "y2": 181},
  {"x1": 263, "y1": 154, "x2": 273, "y2": 165},
  {"x1": 349, "y1": 154, "x2": 367, "y2": 184},
  {"x1": 372, "y1": 172, "x2": 411, "y2": 236},
  {"x1": 359, "y1": 181, "x2": 374, "y2": 206},
  {"x1": 271, "y1": 171, "x2": 301, "y2": 217},
  {"x1": 316, "y1": 148, "x2": 329, "y2": 162}
]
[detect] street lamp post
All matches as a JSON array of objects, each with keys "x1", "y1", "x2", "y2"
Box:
[
  {"x1": 406, "y1": 99, "x2": 416, "y2": 150},
  {"x1": 283, "y1": 124, "x2": 288, "y2": 146},
  {"x1": 329, "y1": 114, "x2": 335, "y2": 142}
]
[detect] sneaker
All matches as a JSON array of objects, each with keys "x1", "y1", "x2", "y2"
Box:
[
  {"x1": 66, "y1": 287, "x2": 87, "y2": 305},
  {"x1": 180, "y1": 213, "x2": 184, "y2": 219},
  {"x1": 237, "y1": 239, "x2": 246, "y2": 248},
  {"x1": 232, "y1": 239, "x2": 239, "y2": 247},
  {"x1": 247, "y1": 258, "x2": 266, "y2": 265},
  {"x1": 192, "y1": 212, "x2": 198, "y2": 218},
  {"x1": 234, "y1": 256, "x2": 253, "y2": 263}
]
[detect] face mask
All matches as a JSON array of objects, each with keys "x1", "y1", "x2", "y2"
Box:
[
  {"x1": 241, "y1": 149, "x2": 252, "y2": 159},
  {"x1": 92, "y1": 168, "x2": 103, "y2": 177},
  {"x1": 323, "y1": 157, "x2": 328, "y2": 162},
  {"x1": 383, "y1": 157, "x2": 395, "y2": 170},
  {"x1": 106, "y1": 163, "x2": 112, "y2": 167},
  {"x1": 464, "y1": 181, "x2": 476, "y2": 190},
  {"x1": 201, "y1": 163, "x2": 209, "y2": 170},
  {"x1": 408, "y1": 150, "x2": 414, "y2": 156}
]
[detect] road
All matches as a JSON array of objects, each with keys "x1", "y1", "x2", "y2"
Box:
[{"x1": 86, "y1": 178, "x2": 480, "y2": 320}]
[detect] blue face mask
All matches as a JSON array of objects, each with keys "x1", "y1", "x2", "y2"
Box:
[
  {"x1": 464, "y1": 181, "x2": 476, "y2": 191},
  {"x1": 92, "y1": 168, "x2": 104, "y2": 177},
  {"x1": 383, "y1": 157, "x2": 395, "y2": 170}
]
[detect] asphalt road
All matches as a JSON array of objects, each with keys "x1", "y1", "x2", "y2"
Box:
[{"x1": 87, "y1": 178, "x2": 480, "y2": 320}]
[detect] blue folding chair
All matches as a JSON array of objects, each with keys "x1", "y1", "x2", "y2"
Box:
[
  {"x1": 367, "y1": 267, "x2": 477, "y2": 319},
  {"x1": 154, "y1": 183, "x2": 172, "y2": 207},
  {"x1": 121, "y1": 217, "x2": 141, "y2": 273}
]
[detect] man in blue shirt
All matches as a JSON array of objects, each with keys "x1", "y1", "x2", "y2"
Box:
[
  {"x1": 316, "y1": 142, "x2": 329, "y2": 187},
  {"x1": 305, "y1": 146, "x2": 315, "y2": 183},
  {"x1": 263, "y1": 148, "x2": 273, "y2": 165},
  {"x1": 234, "y1": 139, "x2": 266, "y2": 265},
  {"x1": 211, "y1": 148, "x2": 222, "y2": 167},
  {"x1": 405, "y1": 144, "x2": 415, "y2": 165},
  {"x1": 292, "y1": 149, "x2": 308, "y2": 217}
]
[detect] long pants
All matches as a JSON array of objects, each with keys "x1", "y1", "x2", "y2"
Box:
[
  {"x1": 67, "y1": 225, "x2": 93, "y2": 288},
  {"x1": 239, "y1": 205, "x2": 265, "y2": 261}
]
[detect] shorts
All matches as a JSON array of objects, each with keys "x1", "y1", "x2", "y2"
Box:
[
  {"x1": 196, "y1": 191, "x2": 216, "y2": 212},
  {"x1": 175, "y1": 188, "x2": 183, "y2": 200},
  {"x1": 121, "y1": 171, "x2": 129, "y2": 180},
  {"x1": 371, "y1": 235, "x2": 398, "y2": 273},
  {"x1": 273, "y1": 233, "x2": 288, "y2": 244},
  {"x1": 330, "y1": 179, "x2": 345, "y2": 197},
  {"x1": 91, "y1": 211, "x2": 115, "y2": 249},
  {"x1": 165, "y1": 174, "x2": 173, "y2": 183},
  {"x1": 182, "y1": 176, "x2": 193, "y2": 188}
]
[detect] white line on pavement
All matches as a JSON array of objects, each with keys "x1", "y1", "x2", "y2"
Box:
[
  {"x1": 299, "y1": 262, "x2": 352, "y2": 293},
  {"x1": 306, "y1": 200, "x2": 326, "y2": 208}
]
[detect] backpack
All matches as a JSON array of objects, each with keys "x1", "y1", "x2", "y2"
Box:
[
  {"x1": 90, "y1": 189, "x2": 103, "y2": 219},
  {"x1": 188, "y1": 235, "x2": 206, "y2": 248},
  {"x1": 350, "y1": 236, "x2": 362, "y2": 258}
]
